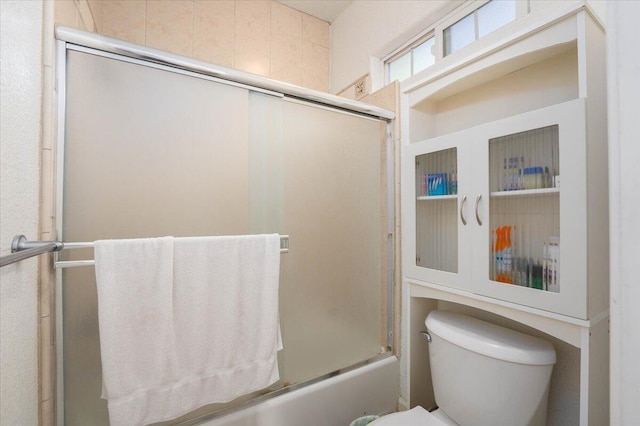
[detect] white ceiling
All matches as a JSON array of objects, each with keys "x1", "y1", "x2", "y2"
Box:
[{"x1": 276, "y1": 0, "x2": 353, "y2": 23}]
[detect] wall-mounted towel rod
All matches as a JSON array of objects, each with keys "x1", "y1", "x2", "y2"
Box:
[
  {"x1": 0, "y1": 234, "x2": 289, "y2": 269},
  {"x1": 0, "y1": 236, "x2": 64, "y2": 268}
]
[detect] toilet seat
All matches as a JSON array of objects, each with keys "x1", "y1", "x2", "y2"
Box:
[{"x1": 369, "y1": 406, "x2": 449, "y2": 426}]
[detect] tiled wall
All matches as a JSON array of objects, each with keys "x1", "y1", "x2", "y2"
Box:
[
  {"x1": 56, "y1": 0, "x2": 330, "y2": 92},
  {"x1": 365, "y1": 82, "x2": 402, "y2": 357},
  {"x1": 339, "y1": 78, "x2": 402, "y2": 355}
]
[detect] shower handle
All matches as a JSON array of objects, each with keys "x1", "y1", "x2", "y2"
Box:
[{"x1": 460, "y1": 195, "x2": 467, "y2": 226}]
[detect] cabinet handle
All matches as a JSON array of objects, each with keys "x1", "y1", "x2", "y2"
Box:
[
  {"x1": 475, "y1": 194, "x2": 483, "y2": 226},
  {"x1": 460, "y1": 195, "x2": 467, "y2": 226}
]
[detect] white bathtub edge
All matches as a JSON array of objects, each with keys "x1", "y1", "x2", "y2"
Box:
[{"x1": 199, "y1": 356, "x2": 400, "y2": 426}]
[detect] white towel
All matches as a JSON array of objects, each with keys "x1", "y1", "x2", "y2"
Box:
[{"x1": 94, "y1": 234, "x2": 282, "y2": 426}]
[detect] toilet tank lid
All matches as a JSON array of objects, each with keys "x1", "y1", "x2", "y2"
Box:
[{"x1": 425, "y1": 311, "x2": 556, "y2": 365}]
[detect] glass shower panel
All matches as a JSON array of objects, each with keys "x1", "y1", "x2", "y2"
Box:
[
  {"x1": 62, "y1": 50, "x2": 252, "y2": 424},
  {"x1": 277, "y1": 100, "x2": 384, "y2": 384},
  {"x1": 62, "y1": 49, "x2": 386, "y2": 424}
]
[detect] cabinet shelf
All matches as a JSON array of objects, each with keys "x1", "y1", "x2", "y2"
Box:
[
  {"x1": 490, "y1": 188, "x2": 560, "y2": 197},
  {"x1": 417, "y1": 195, "x2": 458, "y2": 201}
]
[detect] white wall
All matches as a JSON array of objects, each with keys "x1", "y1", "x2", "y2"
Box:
[
  {"x1": 607, "y1": 1, "x2": 640, "y2": 424},
  {"x1": 0, "y1": 1, "x2": 43, "y2": 424},
  {"x1": 330, "y1": 0, "x2": 461, "y2": 93}
]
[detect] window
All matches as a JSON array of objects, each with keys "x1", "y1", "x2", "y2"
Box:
[
  {"x1": 387, "y1": 36, "x2": 435, "y2": 83},
  {"x1": 383, "y1": 0, "x2": 522, "y2": 85},
  {"x1": 444, "y1": 0, "x2": 516, "y2": 56}
]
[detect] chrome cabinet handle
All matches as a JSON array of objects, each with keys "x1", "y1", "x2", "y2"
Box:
[
  {"x1": 460, "y1": 195, "x2": 467, "y2": 226},
  {"x1": 475, "y1": 194, "x2": 483, "y2": 226}
]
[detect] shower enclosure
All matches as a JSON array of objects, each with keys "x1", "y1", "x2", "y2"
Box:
[{"x1": 56, "y1": 30, "x2": 394, "y2": 425}]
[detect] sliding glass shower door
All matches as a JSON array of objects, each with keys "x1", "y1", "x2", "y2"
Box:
[
  {"x1": 250, "y1": 94, "x2": 385, "y2": 385},
  {"x1": 60, "y1": 48, "x2": 386, "y2": 424}
]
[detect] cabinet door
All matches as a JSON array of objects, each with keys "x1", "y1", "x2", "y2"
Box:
[
  {"x1": 402, "y1": 133, "x2": 473, "y2": 291},
  {"x1": 472, "y1": 99, "x2": 588, "y2": 318}
]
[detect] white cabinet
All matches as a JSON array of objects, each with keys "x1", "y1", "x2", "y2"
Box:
[
  {"x1": 404, "y1": 99, "x2": 594, "y2": 319},
  {"x1": 400, "y1": 5, "x2": 609, "y2": 425}
]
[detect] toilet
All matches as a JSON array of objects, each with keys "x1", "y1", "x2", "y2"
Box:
[{"x1": 372, "y1": 310, "x2": 556, "y2": 426}]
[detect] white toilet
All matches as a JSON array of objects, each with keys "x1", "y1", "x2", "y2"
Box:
[{"x1": 372, "y1": 310, "x2": 556, "y2": 426}]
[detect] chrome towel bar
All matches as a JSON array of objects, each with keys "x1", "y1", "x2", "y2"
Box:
[{"x1": 1, "y1": 234, "x2": 289, "y2": 269}]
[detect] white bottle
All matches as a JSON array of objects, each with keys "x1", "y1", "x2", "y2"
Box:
[{"x1": 546, "y1": 237, "x2": 560, "y2": 293}]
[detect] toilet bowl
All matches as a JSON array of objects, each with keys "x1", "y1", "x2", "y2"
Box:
[
  {"x1": 369, "y1": 406, "x2": 456, "y2": 426},
  {"x1": 368, "y1": 311, "x2": 556, "y2": 426}
]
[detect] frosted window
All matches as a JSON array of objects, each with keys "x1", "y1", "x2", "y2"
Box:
[
  {"x1": 413, "y1": 37, "x2": 436, "y2": 74},
  {"x1": 444, "y1": 0, "x2": 517, "y2": 56},
  {"x1": 478, "y1": 0, "x2": 516, "y2": 38},
  {"x1": 444, "y1": 13, "x2": 475, "y2": 56},
  {"x1": 388, "y1": 51, "x2": 411, "y2": 83}
]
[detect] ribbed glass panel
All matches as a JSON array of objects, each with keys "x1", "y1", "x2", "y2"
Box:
[
  {"x1": 415, "y1": 148, "x2": 458, "y2": 272},
  {"x1": 488, "y1": 125, "x2": 560, "y2": 292}
]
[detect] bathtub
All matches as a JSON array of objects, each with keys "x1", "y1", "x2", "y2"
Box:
[{"x1": 186, "y1": 355, "x2": 399, "y2": 426}]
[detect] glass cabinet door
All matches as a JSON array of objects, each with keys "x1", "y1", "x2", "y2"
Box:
[
  {"x1": 415, "y1": 148, "x2": 459, "y2": 273},
  {"x1": 404, "y1": 129, "x2": 473, "y2": 291},
  {"x1": 488, "y1": 125, "x2": 560, "y2": 292},
  {"x1": 473, "y1": 99, "x2": 587, "y2": 318}
]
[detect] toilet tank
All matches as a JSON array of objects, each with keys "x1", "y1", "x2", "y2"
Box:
[{"x1": 425, "y1": 311, "x2": 556, "y2": 426}]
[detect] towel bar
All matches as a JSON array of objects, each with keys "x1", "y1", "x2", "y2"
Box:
[{"x1": 0, "y1": 234, "x2": 289, "y2": 269}]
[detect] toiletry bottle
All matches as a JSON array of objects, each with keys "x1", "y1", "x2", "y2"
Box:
[
  {"x1": 519, "y1": 258, "x2": 527, "y2": 286},
  {"x1": 503, "y1": 158, "x2": 508, "y2": 191},
  {"x1": 503, "y1": 226, "x2": 512, "y2": 284},
  {"x1": 451, "y1": 170, "x2": 457, "y2": 195},
  {"x1": 495, "y1": 227, "x2": 502, "y2": 281},
  {"x1": 496, "y1": 227, "x2": 505, "y2": 282},
  {"x1": 509, "y1": 158, "x2": 515, "y2": 190},
  {"x1": 533, "y1": 259, "x2": 543, "y2": 290},
  {"x1": 543, "y1": 241, "x2": 548, "y2": 290},
  {"x1": 511, "y1": 226, "x2": 518, "y2": 284},
  {"x1": 491, "y1": 229, "x2": 497, "y2": 281},
  {"x1": 547, "y1": 237, "x2": 560, "y2": 293}
]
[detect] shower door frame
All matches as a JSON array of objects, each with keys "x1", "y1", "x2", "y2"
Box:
[{"x1": 54, "y1": 28, "x2": 396, "y2": 426}]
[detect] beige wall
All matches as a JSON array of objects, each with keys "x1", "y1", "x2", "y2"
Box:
[
  {"x1": 55, "y1": 0, "x2": 330, "y2": 92},
  {"x1": 0, "y1": 1, "x2": 44, "y2": 425}
]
